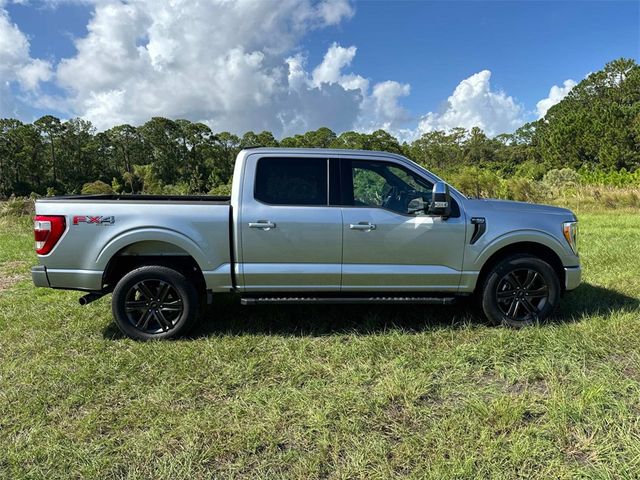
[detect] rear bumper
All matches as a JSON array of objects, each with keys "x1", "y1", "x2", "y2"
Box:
[
  {"x1": 564, "y1": 266, "x2": 582, "y2": 291},
  {"x1": 31, "y1": 265, "x2": 103, "y2": 291},
  {"x1": 31, "y1": 265, "x2": 50, "y2": 287}
]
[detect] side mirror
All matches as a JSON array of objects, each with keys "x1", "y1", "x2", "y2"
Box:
[{"x1": 429, "y1": 181, "x2": 451, "y2": 217}]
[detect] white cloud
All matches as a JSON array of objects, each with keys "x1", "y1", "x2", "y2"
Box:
[
  {"x1": 53, "y1": 0, "x2": 365, "y2": 133},
  {"x1": 417, "y1": 70, "x2": 524, "y2": 137},
  {"x1": 317, "y1": 0, "x2": 355, "y2": 25},
  {"x1": 311, "y1": 43, "x2": 354, "y2": 85},
  {"x1": 0, "y1": 6, "x2": 52, "y2": 115},
  {"x1": 356, "y1": 80, "x2": 411, "y2": 136},
  {"x1": 0, "y1": 0, "x2": 563, "y2": 140},
  {"x1": 536, "y1": 79, "x2": 577, "y2": 118},
  {"x1": 50, "y1": 0, "x2": 410, "y2": 136},
  {"x1": 310, "y1": 42, "x2": 369, "y2": 95}
]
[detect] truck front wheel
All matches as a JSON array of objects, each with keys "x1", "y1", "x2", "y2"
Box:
[
  {"x1": 481, "y1": 255, "x2": 561, "y2": 328},
  {"x1": 111, "y1": 265, "x2": 199, "y2": 340}
]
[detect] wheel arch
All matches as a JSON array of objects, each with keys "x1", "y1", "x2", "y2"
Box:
[
  {"x1": 102, "y1": 240, "x2": 206, "y2": 294},
  {"x1": 474, "y1": 241, "x2": 565, "y2": 294}
]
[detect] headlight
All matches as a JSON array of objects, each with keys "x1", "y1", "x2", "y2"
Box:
[{"x1": 563, "y1": 221, "x2": 578, "y2": 255}]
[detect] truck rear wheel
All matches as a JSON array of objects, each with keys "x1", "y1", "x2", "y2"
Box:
[
  {"x1": 481, "y1": 255, "x2": 560, "y2": 328},
  {"x1": 111, "y1": 265, "x2": 199, "y2": 340}
]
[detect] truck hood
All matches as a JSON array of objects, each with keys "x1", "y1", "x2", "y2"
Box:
[{"x1": 464, "y1": 198, "x2": 576, "y2": 218}]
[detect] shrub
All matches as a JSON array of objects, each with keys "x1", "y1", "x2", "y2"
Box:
[
  {"x1": 505, "y1": 177, "x2": 546, "y2": 202},
  {"x1": 81, "y1": 180, "x2": 115, "y2": 195},
  {"x1": 133, "y1": 165, "x2": 163, "y2": 194},
  {"x1": 209, "y1": 182, "x2": 232, "y2": 196},
  {"x1": 450, "y1": 167, "x2": 502, "y2": 198},
  {"x1": 543, "y1": 168, "x2": 580, "y2": 193},
  {"x1": 111, "y1": 177, "x2": 124, "y2": 194},
  {"x1": 601, "y1": 189, "x2": 640, "y2": 208},
  {"x1": 514, "y1": 160, "x2": 548, "y2": 181},
  {"x1": 162, "y1": 183, "x2": 191, "y2": 195},
  {"x1": 0, "y1": 196, "x2": 34, "y2": 217},
  {"x1": 578, "y1": 167, "x2": 640, "y2": 187}
]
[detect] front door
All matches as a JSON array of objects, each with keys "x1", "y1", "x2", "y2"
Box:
[
  {"x1": 239, "y1": 155, "x2": 342, "y2": 292},
  {"x1": 340, "y1": 159, "x2": 467, "y2": 292}
]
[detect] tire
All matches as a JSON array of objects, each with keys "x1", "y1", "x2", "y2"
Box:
[
  {"x1": 481, "y1": 255, "x2": 561, "y2": 328},
  {"x1": 111, "y1": 265, "x2": 200, "y2": 340}
]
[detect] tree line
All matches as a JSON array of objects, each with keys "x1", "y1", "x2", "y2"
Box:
[{"x1": 0, "y1": 58, "x2": 637, "y2": 198}]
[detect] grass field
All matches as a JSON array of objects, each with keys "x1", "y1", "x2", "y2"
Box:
[{"x1": 1, "y1": 207, "x2": 639, "y2": 479}]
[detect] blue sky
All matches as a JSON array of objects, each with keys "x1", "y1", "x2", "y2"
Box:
[
  {"x1": 312, "y1": 0, "x2": 640, "y2": 115},
  {"x1": 0, "y1": 0, "x2": 638, "y2": 138}
]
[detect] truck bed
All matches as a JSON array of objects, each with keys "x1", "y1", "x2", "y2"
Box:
[
  {"x1": 34, "y1": 196, "x2": 233, "y2": 292},
  {"x1": 41, "y1": 194, "x2": 231, "y2": 203}
]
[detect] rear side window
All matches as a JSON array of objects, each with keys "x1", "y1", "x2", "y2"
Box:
[{"x1": 254, "y1": 157, "x2": 328, "y2": 206}]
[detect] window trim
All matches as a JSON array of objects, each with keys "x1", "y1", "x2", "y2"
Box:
[{"x1": 253, "y1": 156, "x2": 331, "y2": 207}]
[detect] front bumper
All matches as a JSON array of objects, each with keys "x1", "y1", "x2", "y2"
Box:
[
  {"x1": 564, "y1": 266, "x2": 582, "y2": 291},
  {"x1": 31, "y1": 265, "x2": 50, "y2": 287}
]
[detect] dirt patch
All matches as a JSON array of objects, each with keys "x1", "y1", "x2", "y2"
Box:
[
  {"x1": 564, "y1": 428, "x2": 598, "y2": 466},
  {"x1": 506, "y1": 378, "x2": 550, "y2": 396},
  {"x1": 474, "y1": 369, "x2": 551, "y2": 397},
  {"x1": 0, "y1": 260, "x2": 29, "y2": 292},
  {"x1": 608, "y1": 353, "x2": 640, "y2": 381},
  {"x1": 1, "y1": 260, "x2": 29, "y2": 272},
  {"x1": 0, "y1": 274, "x2": 26, "y2": 292}
]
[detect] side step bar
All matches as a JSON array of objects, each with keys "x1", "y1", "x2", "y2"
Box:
[{"x1": 240, "y1": 296, "x2": 457, "y2": 306}]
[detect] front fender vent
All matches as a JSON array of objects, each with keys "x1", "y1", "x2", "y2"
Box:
[{"x1": 470, "y1": 217, "x2": 486, "y2": 245}]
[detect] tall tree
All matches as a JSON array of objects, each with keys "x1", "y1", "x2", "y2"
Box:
[
  {"x1": 34, "y1": 115, "x2": 63, "y2": 186},
  {"x1": 537, "y1": 58, "x2": 640, "y2": 170},
  {"x1": 139, "y1": 117, "x2": 183, "y2": 185}
]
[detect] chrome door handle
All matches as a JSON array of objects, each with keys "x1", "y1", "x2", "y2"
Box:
[
  {"x1": 249, "y1": 221, "x2": 276, "y2": 229},
  {"x1": 349, "y1": 222, "x2": 376, "y2": 231}
]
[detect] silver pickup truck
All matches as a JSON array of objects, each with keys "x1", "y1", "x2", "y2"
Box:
[{"x1": 31, "y1": 148, "x2": 581, "y2": 339}]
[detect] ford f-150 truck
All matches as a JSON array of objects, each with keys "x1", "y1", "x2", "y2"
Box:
[{"x1": 31, "y1": 148, "x2": 581, "y2": 339}]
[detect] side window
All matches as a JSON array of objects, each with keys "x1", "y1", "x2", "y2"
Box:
[
  {"x1": 348, "y1": 160, "x2": 433, "y2": 215},
  {"x1": 255, "y1": 157, "x2": 327, "y2": 206},
  {"x1": 352, "y1": 167, "x2": 388, "y2": 206}
]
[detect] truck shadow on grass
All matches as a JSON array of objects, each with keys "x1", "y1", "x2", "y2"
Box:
[
  {"x1": 176, "y1": 283, "x2": 639, "y2": 338},
  {"x1": 100, "y1": 283, "x2": 639, "y2": 339}
]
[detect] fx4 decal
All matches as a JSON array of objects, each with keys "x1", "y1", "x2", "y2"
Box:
[{"x1": 73, "y1": 215, "x2": 115, "y2": 226}]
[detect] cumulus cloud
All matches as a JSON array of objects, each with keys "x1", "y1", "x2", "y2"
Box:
[
  {"x1": 0, "y1": 0, "x2": 557, "y2": 140},
  {"x1": 52, "y1": 0, "x2": 368, "y2": 133},
  {"x1": 536, "y1": 79, "x2": 577, "y2": 118},
  {"x1": 47, "y1": 0, "x2": 413, "y2": 136},
  {"x1": 0, "y1": 6, "x2": 52, "y2": 116},
  {"x1": 355, "y1": 80, "x2": 411, "y2": 136},
  {"x1": 317, "y1": 0, "x2": 355, "y2": 25},
  {"x1": 311, "y1": 43, "x2": 367, "y2": 93},
  {"x1": 417, "y1": 70, "x2": 524, "y2": 137}
]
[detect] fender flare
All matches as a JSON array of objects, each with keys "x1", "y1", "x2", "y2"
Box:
[
  {"x1": 471, "y1": 229, "x2": 568, "y2": 271},
  {"x1": 95, "y1": 227, "x2": 211, "y2": 271}
]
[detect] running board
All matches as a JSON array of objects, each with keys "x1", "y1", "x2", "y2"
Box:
[{"x1": 240, "y1": 296, "x2": 457, "y2": 306}]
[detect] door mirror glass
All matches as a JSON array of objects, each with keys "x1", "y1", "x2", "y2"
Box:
[{"x1": 429, "y1": 181, "x2": 451, "y2": 217}]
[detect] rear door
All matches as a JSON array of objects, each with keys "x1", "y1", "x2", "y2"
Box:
[
  {"x1": 238, "y1": 155, "x2": 342, "y2": 292},
  {"x1": 340, "y1": 158, "x2": 467, "y2": 292}
]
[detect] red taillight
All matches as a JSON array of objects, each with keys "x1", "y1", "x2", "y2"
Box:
[{"x1": 34, "y1": 215, "x2": 66, "y2": 255}]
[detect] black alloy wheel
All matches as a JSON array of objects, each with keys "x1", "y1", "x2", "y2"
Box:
[
  {"x1": 124, "y1": 279, "x2": 184, "y2": 334},
  {"x1": 112, "y1": 265, "x2": 200, "y2": 340},
  {"x1": 495, "y1": 268, "x2": 549, "y2": 322},
  {"x1": 482, "y1": 255, "x2": 561, "y2": 327}
]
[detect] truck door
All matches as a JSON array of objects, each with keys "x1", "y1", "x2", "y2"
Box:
[
  {"x1": 238, "y1": 155, "x2": 342, "y2": 291},
  {"x1": 340, "y1": 158, "x2": 466, "y2": 292}
]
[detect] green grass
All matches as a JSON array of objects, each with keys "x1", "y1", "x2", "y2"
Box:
[{"x1": 1, "y1": 208, "x2": 639, "y2": 479}]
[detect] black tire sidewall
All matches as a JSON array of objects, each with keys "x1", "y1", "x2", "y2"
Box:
[
  {"x1": 482, "y1": 255, "x2": 561, "y2": 328},
  {"x1": 112, "y1": 265, "x2": 199, "y2": 340}
]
